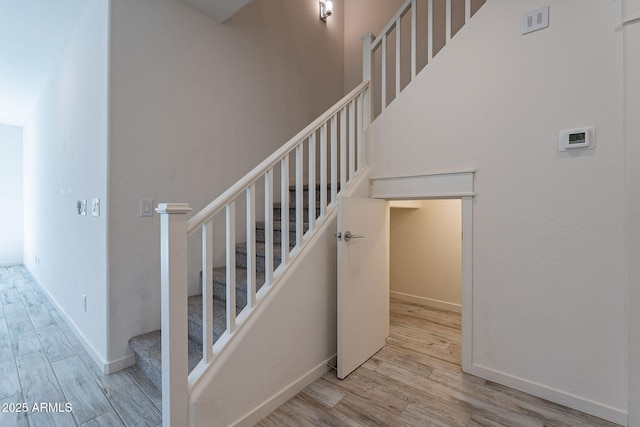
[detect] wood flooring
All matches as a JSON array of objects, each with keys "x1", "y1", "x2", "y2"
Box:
[
  {"x1": 257, "y1": 299, "x2": 620, "y2": 427},
  {"x1": 0, "y1": 266, "x2": 162, "y2": 427}
]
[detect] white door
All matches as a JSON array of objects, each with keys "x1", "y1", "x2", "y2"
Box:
[{"x1": 337, "y1": 197, "x2": 389, "y2": 379}]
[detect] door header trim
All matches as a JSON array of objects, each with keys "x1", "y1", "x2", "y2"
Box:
[{"x1": 371, "y1": 171, "x2": 475, "y2": 199}]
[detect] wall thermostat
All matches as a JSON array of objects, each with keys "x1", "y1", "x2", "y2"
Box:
[{"x1": 558, "y1": 127, "x2": 595, "y2": 152}]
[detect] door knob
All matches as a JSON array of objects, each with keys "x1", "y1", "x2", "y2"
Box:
[{"x1": 342, "y1": 231, "x2": 364, "y2": 242}]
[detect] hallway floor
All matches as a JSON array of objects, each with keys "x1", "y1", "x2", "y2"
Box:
[
  {"x1": 0, "y1": 266, "x2": 161, "y2": 427},
  {"x1": 258, "y1": 299, "x2": 620, "y2": 427}
]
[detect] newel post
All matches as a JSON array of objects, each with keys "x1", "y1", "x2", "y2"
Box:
[
  {"x1": 157, "y1": 203, "x2": 192, "y2": 427},
  {"x1": 361, "y1": 32, "x2": 375, "y2": 128}
]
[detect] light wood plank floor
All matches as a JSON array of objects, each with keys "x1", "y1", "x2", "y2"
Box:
[
  {"x1": 0, "y1": 266, "x2": 161, "y2": 427},
  {"x1": 258, "y1": 299, "x2": 619, "y2": 427}
]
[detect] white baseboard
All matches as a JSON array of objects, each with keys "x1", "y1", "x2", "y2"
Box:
[
  {"x1": 469, "y1": 363, "x2": 628, "y2": 426},
  {"x1": 103, "y1": 353, "x2": 136, "y2": 374},
  {"x1": 232, "y1": 356, "x2": 334, "y2": 427},
  {"x1": 390, "y1": 291, "x2": 462, "y2": 313},
  {"x1": 23, "y1": 264, "x2": 133, "y2": 374},
  {"x1": 0, "y1": 261, "x2": 23, "y2": 267}
]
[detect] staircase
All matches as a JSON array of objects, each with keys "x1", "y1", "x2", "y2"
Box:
[
  {"x1": 127, "y1": 0, "x2": 485, "y2": 425},
  {"x1": 128, "y1": 185, "x2": 327, "y2": 390}
]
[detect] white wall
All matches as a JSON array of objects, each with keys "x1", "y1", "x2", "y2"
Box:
[
  {"x1": 23, "y1": 1, "x2": 109, "y2": 366},
  {"x1": 625, "y1": 0, "x2": 640, "y2": 424},
  {"x1": 0, "y1": 125, "x2": 23, "y2": 265},
  {"x1": 390, "y1": 200, "x2": 461, "y2": 312},
  {"x1": 368, "y1": 0, "x2": 626, "y2": 423},
  {"x1": 108, "y1": 0, "x2": 345, "y2": 366}
]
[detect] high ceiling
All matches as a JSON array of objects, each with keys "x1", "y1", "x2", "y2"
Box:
[{"x1": 0, "y1": 0, "x2": 88, "y2": 126}]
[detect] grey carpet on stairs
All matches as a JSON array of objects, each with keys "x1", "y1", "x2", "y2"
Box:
[{"x1": 128, "y1": 185, "x2": 327, "y2": 393}]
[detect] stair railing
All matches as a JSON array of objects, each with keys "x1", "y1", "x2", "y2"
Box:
[
  {"x1": 363, "y1": 0, "x2": 484, "y2": 119},
  {"x1": 156, "y1": 80, "x2": 369, "y2": 427},
  {"x1": 156, "y1": 0, "x2": 488, "y2": 422}
]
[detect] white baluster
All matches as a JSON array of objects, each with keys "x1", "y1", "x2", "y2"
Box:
[
  {"x1": 340, "y1": 108, "x2": 347, "y2": 190},
  {"x1": 411, "y1": 0, "x2": 417, "y2": 79},
  {"x1": 349, "y1": 101, "x2": 356, "y2": 179},
  {"x1": 330, "y1": 115, "x2": 338, "y2": 205},
  {"x1": 157, "y1": 203, "x2": 191, "y2": 427},
  {"x1": 295, "y1": 144, "x2": 304, "y2": 248},
  {"x1": 280, "y1": 157, "x2": 289, "y2": 267},
  {"x1": 202, "y1": 219, "x2": 213, "y2": 363},
  {"x1": 308, "y1": 134, "x2": 316, "y2": 233},
  {"x1": 320, "y1": 124, "x2": 327, "y2": 219},
  {"x1": 465, "y1": 0, "x2": 471, "y2": 23},
  {"x1": 428, "y1": 0, "x2": 434, "y2": 62},
  {"x1": 361, "y1": 33, "x2": 375, "y2": 124},
  {"x1": 226, "y1": 202, "x2": 236, "y2": 334},
  {"x1": 246, "y1": 186, "x2": 256, "y2": 309},
  {"x1": 446, "y1": 0, "x2": 452, "y2": 43},
  {"x1": 396, "y1": 17, "x2": 401, "y2": 98},
  {"x1": 264, "y1": 170, "x2": 273, "y2": 288},
  {"x1": 382, "y1": 33, "x2": 387, "y2": 109},
  {"x1": 357, "y1": 95, "x2": 363, "y2": 171}
]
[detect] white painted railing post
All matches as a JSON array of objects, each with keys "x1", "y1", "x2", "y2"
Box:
[
  {"x1": 362, "y1": 32, "x2": 375, "y2": 126},
  {"x1": 157, "y1": 202, "x2": 192, "y2": 427}
]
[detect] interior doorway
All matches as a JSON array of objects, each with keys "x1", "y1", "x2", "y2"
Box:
[
  {"x1": 387, "y1": 198, "x2": 463, "y2": 368},
  {"x1": 371, "y1": 170, "x2": 475, "y2": 371},
  {"x1": 389, "y1": 199, "x2": 462, "y2": 314}
]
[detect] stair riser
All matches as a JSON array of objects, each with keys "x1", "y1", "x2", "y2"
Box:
[
  {"x1": 213, "y1": 278, "x2": 249, "y2": 308},
  {"x1": 188, "y1": 301, "x2": 230, "y2": 347},
  {"x1": 256, "y1": 228, "x2": 297, "y2": 246},
  {"x1": 273, "y1": 206, "x2": 321, "y2": 222},
  {"x1": 288, "y1": 189, "x2": 334, "y2": 204},
  {"x1": 134, "y1": 352, "x2": 161, "y2": 391},
  {"x1": 236, "y1": 250, "x2": 282, "y2": 272}
]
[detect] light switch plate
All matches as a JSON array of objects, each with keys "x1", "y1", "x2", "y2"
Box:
[
  {"x1": 77, "y1": 200, "x2": 87, "y2": 216},
  {"x1": 140, "y1": 199, "x2": 154, "y2": 217},
  {"x1": 92, "y1": 199, "x2": 100, "y2": 217},
  {"x1": 522, "y1": 6, "x2": 549, "y2": 35}
]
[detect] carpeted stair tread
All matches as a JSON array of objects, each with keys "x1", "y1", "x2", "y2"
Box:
[
  {"x1": 211, "y1": 267, "x2": 266, "y2": 304},
  {"x1": 235, "y1": 241, "x2": 284, "y2": 271},
  {"x1": 255, "y1": 220, "x2": 309, "y2": 246},
  {"x1": 129, "y1": 330, "x2": 203, "y2": 390},
  {"x1": 129, "y1": 182, "x2": 340, "y2": 394}
]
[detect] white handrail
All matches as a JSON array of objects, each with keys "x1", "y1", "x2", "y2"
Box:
[{"x1": 187, "y1": 80, "x2": 370, "y2": 235}]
